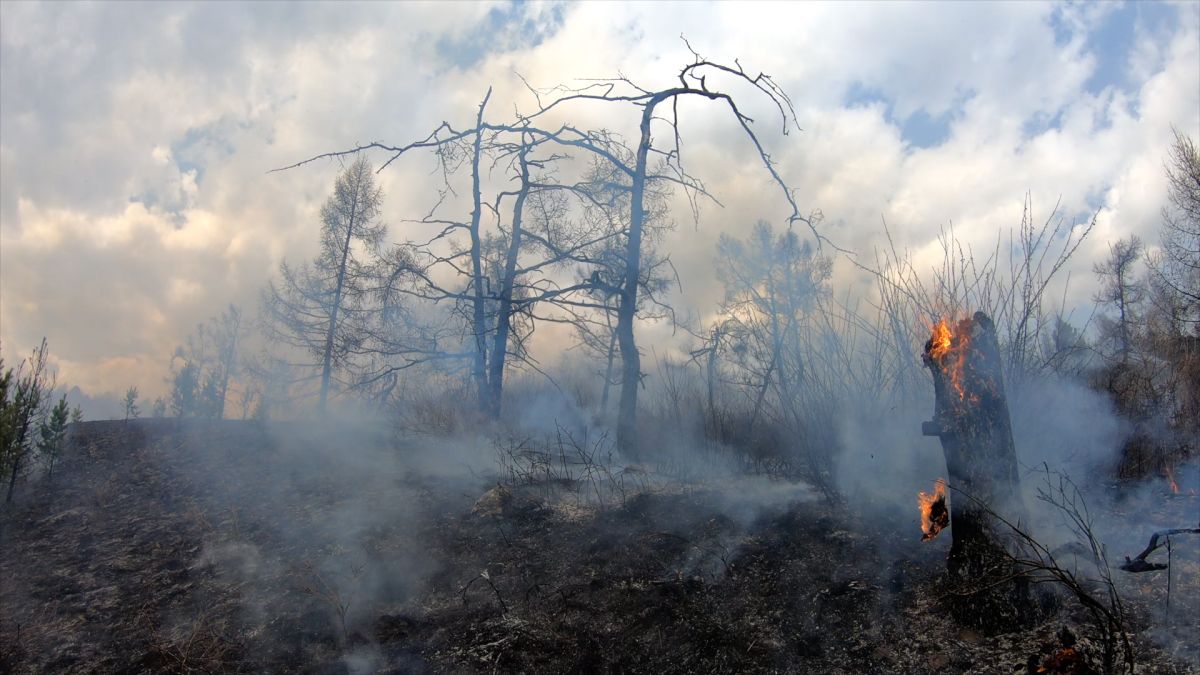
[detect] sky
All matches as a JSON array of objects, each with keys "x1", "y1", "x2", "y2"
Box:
[{"x1": 1, "y1": 0, "x2": 1198, "y2": 406}]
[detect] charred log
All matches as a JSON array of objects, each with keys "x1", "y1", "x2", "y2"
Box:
[{"x1": 1120, "y1": 527, "x2": 1200, "y2": 573}]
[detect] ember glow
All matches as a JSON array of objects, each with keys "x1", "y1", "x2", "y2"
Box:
[
  {"x1": 918, "y1": 478, "x2": 949, "y2": 541},
  {"x1": 1164, "y1": 466, "x2": 1180, "y2": 494}
]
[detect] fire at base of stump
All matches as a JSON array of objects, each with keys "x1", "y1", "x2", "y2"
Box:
[{"x1": 919, "y1": 479, "x2": 949, "y2": 541}]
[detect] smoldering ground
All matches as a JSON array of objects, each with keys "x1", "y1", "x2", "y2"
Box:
[
  {"x1": 1, "y1": 363, "x2": 1197, "y2": 673},
  {"x1": 0, "y1": 398, "x2": 835, "y2": 673}
]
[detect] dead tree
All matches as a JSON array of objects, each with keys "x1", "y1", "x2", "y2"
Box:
[
  {"x1": 484, "y1": 132, "x2": 535, "y2": 418},
  {"x1": 468, "y1": 90, "x2": 493, "y2": 408},
  {"x1": 516, "y1": 46, "x2": 818, "y2": 451},
  {"x1": 274, "y1": 47, "x2": 819, "y2": 431},
  {"x1": 275, "y1": 114, "x2": 637, "y2": 416},
  {"x1": 712, "y1": 221, "x2": 836, "y2": 494},
  {"x1": 922, "y1": 311, "x2": 1032, "y2": 630}
]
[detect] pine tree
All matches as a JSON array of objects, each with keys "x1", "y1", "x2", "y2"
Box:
[
  {"x1": 262, "y1": 156, "x2": 385, "y2": 411},
  {"x1": 38, "y1": 395, "x2": 69, "y2": 480},
  {"x1": 171, "y1": 362, "x2": 199, "y2": 417},
  {"x1": 199, "y1": 373, "x2": 222, "y2": 419},
  {"x1": 123, "y1": 386, "x2": 140, "y2": 421},
  {"x1": 1, "y1": 339, "x2": 52, "y2": 503}
]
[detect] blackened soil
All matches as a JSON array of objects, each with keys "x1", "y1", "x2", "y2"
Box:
[{"x1": 0, "y1": 420, "x2": 1193, "y2": 674}]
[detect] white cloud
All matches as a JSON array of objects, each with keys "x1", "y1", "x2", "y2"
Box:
[{"x1": 1, "y1": 1, "x2": 1197, "y2": 402}]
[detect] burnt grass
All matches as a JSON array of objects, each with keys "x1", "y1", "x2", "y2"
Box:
[{"x1": 1, "y1": 420, "x2": 1195, "y2": 673}]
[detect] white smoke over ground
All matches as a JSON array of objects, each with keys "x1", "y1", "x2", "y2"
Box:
[{"x1": 162, "y1": 417, "x2": 492, "y2": 664}]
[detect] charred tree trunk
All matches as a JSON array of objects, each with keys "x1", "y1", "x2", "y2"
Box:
[
  {"x1": 469, "y1": 90, "x2": 493, "y2": 412},
  {"x1": 615, "y1": 98, "x2": 659, "y2": 454},
  {"x1": 485, "y1": 136, "x2": 531, "y2": 419},
  {"x1": 600, "y1": 323, "x2": 617, "y2": 414},
  {"x1": 318, "y1": 192, "x2": 358, "y2": 413},
  {"x1": 923, "y1": 311, "x2": 1033, "y2": 632}
]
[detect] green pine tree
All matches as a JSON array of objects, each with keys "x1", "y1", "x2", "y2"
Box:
[
  {"x1": 123, "y1": 386, "x2": 140, "y2": 421},
  {"x1": 38, "y1": 395, "x2": 69, "y2": 480}
]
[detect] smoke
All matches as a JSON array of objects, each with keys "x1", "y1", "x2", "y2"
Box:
[
  {"x1": 164, "y1": 415, "x2": 492, "y2": 664},
  {"x1": 834, "y1": 397, "x2": 941, "y2": 528},
  {"x1": 1009, "y1": 374, "x2": 1126, "y2": 479},
  {"x1": 826, "y1": 359, "x2": 1198, "y2": 664}
]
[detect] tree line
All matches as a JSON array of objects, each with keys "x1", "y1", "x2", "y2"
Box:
[
  {"x1": 216, "y1": 58, "x2": 1200, "y2": 480},
  {"x1": 255, "y1": 51, "x2": 816, "y2": 453},
  {"x1": 4, "y1": 55, "x2": 1196, "y2": 502}
]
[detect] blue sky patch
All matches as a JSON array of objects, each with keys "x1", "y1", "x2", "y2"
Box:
[
  {"x1": 1082, "y1": 2, "x2": 1177, "y2": 96},
  {"x1": 436, "y1": 1, "x2": 567, "y2": 70},
  {"x1": 169, "y1": 119, "x2": 240, "y2": 184},
  {"x1": 900, "y1": 108, "x2": 955, "y2": 149},
  {"x1": 844, "y1": 82, "x2": 959, "y2": 149},
  {"x1": 1022, "y1": 108, "x2": 1067, "y2": 139}
]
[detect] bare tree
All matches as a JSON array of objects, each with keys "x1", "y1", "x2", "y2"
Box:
[
  {"x1": 170, "y1": 305, "x2": 244, "y2": 418},
  {"x1": 1094, "y1": 236, "x2": 1145, "y2": 362},
  {"x1": 477, "y1": 135, "x2": 675, "y2": 417},
  {"x1": 1148, "y1": 128, "x2": 1200, "y2": 330},
  {"x1": 343, "y1": 128, "x2": 635, "y2": 414},
  {"x1": 273, "y1": 90, "x2": 518, "y2": 412},
  {"x1": 467, "y1": 92, "x2": 493, "y2": 408},
  {"x1": 209, "y1": 305, "x2": 243, "y2": 419},
  {"x1": 860, "y1": 198, "x2": 1096, "y2": 395},
  {"x1": 274, "y1": 47, "x2": 813, "y2": 442},
  {"x1": 278, "y1": 125, "x2": 647, "y2": 418},
  {"x1": 565, "y1": 155, "x2": 677, "y2": 416},
  {"x1": 710, "y1": 221, "x2": 836, "y2": 488},
  {"x1": 263, "y1": 156, "x2": 385, "y2": 411},
  {"x1": 512, "y1": 46, "x2": 814, "y2": 450}
]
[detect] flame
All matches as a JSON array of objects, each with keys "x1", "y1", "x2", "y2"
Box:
[
  {"x1": 930, "y1": 319, "x2": 952, "y2": 359},
  {"x1": 1038, "y1": 647, "x2": 1083, "y2": 672},
  {"x1": 1164, "y1": 466, "x2": 1180, "y2": 494},
  {"x1": 918, "y1": 478, "x2": 949, "y2": 541},
  {"x1": 928, "y1": 318, "x2": 972, "y2": 402}
]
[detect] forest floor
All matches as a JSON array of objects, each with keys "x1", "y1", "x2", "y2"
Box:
[{"x1": 0, "y1": 419, "x2": 1196, "y2": 674}]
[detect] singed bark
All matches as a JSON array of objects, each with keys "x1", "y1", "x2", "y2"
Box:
[
  {"x1": 615, "y1": 98, "x2": 660, "y2": 452},
  {"x1": 486, "y1": 137, "x2": 531, "y2": 418},
  {"x1": 469, "y1": 90, "x2": 493, "y2": 411},
  {"x1": 923, "y1": 311, "x2": 1032, "y2": 631}
]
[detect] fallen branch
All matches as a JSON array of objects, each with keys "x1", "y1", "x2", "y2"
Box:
[
  {"x1": 1119, "y1": 527, "x2": 1200, "y2": 573},
  {"x1": 462, "y1": 569, "x2": 508, "y2": 614}
]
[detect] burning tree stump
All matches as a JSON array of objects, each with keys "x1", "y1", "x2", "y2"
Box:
[{"x1": 922, "y1": 311, "x2": 1034, "y2": 631}]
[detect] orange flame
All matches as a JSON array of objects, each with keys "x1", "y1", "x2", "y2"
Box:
[
  {"x1": 1164, "y1": 466, "x2": 1180, "y2": 494},
  {"x1": 928, "y1": 318, "x2": 972, "y2": 403},
  {"x1": 918, "y1": 478, "x2": 949, "y2": 541},
  {"x1": 929, "y1": 319, "x2": 952, "y2": 359}
]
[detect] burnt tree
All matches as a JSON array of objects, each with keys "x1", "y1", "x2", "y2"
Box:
[
  {"x1": 515, "y1": 45, "x2": 817, "y2": 452},
  {"x1": 922, "y1": 311, "x2": 1033, "y2": 630}
]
